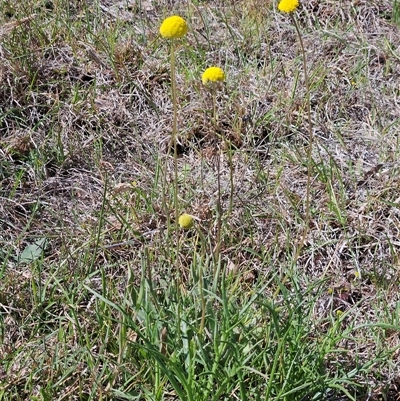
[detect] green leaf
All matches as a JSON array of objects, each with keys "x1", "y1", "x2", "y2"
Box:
[{"x1": 19, "y1": 238, "x2": 47, "y2": 264}]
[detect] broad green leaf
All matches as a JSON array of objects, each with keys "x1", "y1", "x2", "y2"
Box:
[{"x1": 19, "y1": 238, "x2": 47, "y2": 264}]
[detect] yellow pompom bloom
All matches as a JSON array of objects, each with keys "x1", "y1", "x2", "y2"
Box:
[
  {"x1": 160, "y1": 15, "x2": 188, "y2": 39},
  {"x1": 202, "y1": 67, "x2": 225, "y2": 85},
  {"x1": 278, "y1": 0, "x2": 299, "y2": 13},
  {"x1": 178, "y1": 213, "x2": 194, "y2": 229},
  {"x1": 336, "y1": 310, "x2": 344, "y2": 318}
]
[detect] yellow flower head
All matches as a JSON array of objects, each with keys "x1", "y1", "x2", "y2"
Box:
[
  {"x1": 278, "y1": 0, "x2": 299, "y2": 13},
  {"x1": 178, "y1": 213, "x2": 194, "y2": 229},
  {"x1": 202, "y1": 67, "x2": 225, "y2": 85},
  {"x1": 160, "y1": 15, "x2": 188, "y2": 39}
]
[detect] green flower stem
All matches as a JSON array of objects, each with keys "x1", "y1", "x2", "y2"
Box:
[
  {"x1": 212, "y1": 85, "x2": 222, "y2": 271},
  {"x1": 226, "y1": 138, "x2": 234, "y2": 217},
  {"x1": 274, "y1": 13, "x2": 313, "y2": 299},
  {"x1": 170, "y1": 40, "x2": 180, "y2": 247},
  {"x1": 169, "y1": 40, "x2": 182, "y2": 281},
  {"x1": 198, "y1": 262, "x2": 206, "y2": 335},
  {"x1": 194, "y1": 228, "x2": 208, "y2": 336},
  {"x1": 291, "y1": 13, "x2": 313, "y2": 260},
  {"x1": 212, "y1": 84, "x2": 217, "y2": 127}
]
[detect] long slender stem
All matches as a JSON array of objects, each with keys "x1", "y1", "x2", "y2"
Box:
[
  {"x1": 212, "y1": 85, "x2": 217, "y2": 127},
  {"x1": 274, "y1": 14, "x2": 313, "y2": 299},
  {"x1": 291, "y1": 14, "x2": 313, "y2": 261},
  {"x1": 227, "y1": 139, "x2": 234, "y2": 217},
  {"x1": 212, "y1": 86, "x2": 222, "y2": 270},
  {"x1": 170, "y1": 40, "x2": 180, "y2": 256},
  {"x1": 198, "y1": 262, "x2": 206, "y2": 335}
]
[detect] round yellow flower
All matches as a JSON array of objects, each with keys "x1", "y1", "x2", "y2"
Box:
[
  {"x1": 159, "y1": 15, "x2": 188, "y2": 39},
  {"x1": 202, "y1": 67, "x2": 225, "y2": 85},
  {"x1": 278, "y1": 0, "x2": 299, "y2": 13},
  {"x1": 178, "y1": 213, "x2": 194, "y2": 229}
]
